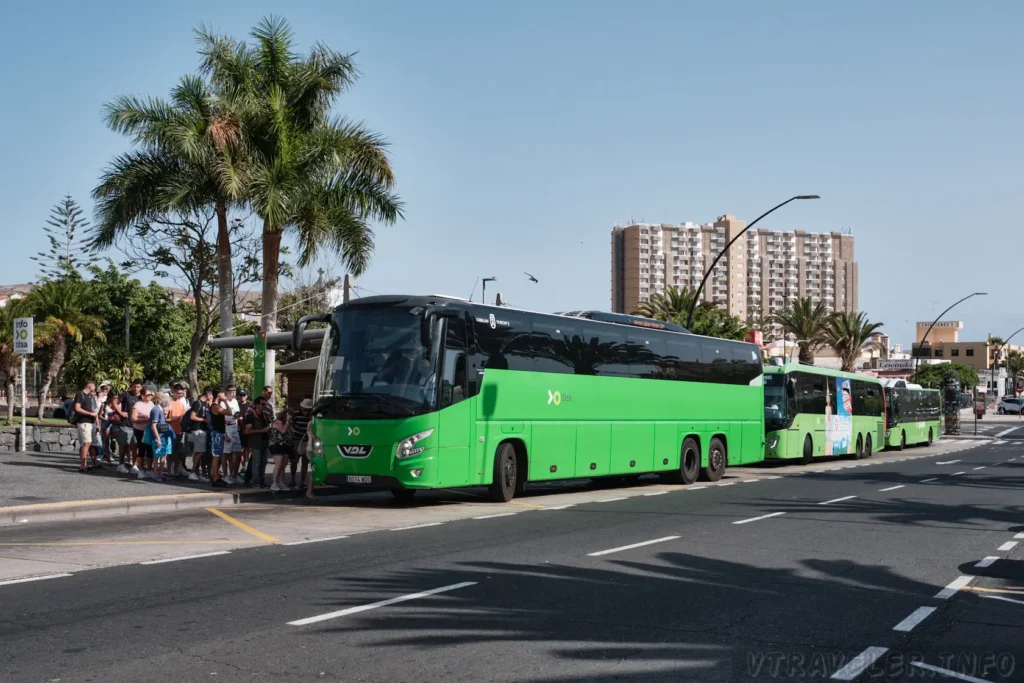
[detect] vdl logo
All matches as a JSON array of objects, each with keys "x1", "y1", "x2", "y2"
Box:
[
  {"x1": 347, "y1": 426, "x2": 361, "y2": 436},
  {"x1": 547, "y1": 390, "x2": 571, "y2": 406}
]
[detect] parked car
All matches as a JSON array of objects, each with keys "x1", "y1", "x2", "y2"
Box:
[{"x1": 997, "y1": 398, "x2": 1023, "y2": 414}]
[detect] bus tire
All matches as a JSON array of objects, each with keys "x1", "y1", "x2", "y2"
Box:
[
  {"x1": 489, "y1": 442, "x2": 519, "y2": 502},
  {"x1": 854, "y1": 434, "x2": 865, "y2": 460},
  {"x1": 898, "y1": 431, "x2": 905, "y2": 451},
  {"x1": 865, "y1": 434, "x2": 873, "y2": 458},
  {"x1": 802, "y1": 435, "x2": 813, "y2": 465},
  {"x1": 391, "y1": 488, "x2": 417, "y2": 502},
  {"x1": 927, "y1": 429, "x2": 933, "y2": 447},
  {"x1": 667, "y1": 437, "x2": 700, "y2": 485},
  {"x1": 702, "y1": 437, "x2": 727, "y2": 482}
]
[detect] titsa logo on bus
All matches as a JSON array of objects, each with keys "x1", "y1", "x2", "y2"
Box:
[{"x1": 546, "y1": 390, "x2": 571, "y2": 406}]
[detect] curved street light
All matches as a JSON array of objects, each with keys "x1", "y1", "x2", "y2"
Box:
[
  {"x1": 685, "y1": 195, "x2": 820, "y2": 330},
  {"x1": 990, "y1": 325, "x2": 1024, "y2": 398},
  {"x1": 913, "y1": 292, "x2": 987, "y2": 384}
]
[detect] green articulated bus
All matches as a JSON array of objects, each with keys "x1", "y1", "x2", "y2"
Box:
[
  {"x1": 883, "y1": 386, "x2": 941, "y2": 450},
  {"x1": 294, "y1": 294, "x2": 765, "y2": 502},
  {"x1": 763, "y1": 364, "x2": 886, "y2": 463}
]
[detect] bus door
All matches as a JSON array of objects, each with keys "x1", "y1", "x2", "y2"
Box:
[{"x1": 436, "y1": 317, "x2": 472, "y2": 486}]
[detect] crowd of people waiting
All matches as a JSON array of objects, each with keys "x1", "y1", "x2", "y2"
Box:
[{"x1": 70, "y1": 379, "x2": 316, "y2": 499}]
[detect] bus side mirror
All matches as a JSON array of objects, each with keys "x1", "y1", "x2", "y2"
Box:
[{"x1": 293, "y1": 313, "x2": 331, "y2": 350}]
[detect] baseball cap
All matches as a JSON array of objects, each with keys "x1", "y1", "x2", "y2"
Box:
[{"x1": 238, "y1": 389, "x2": 248, "y2": 397}]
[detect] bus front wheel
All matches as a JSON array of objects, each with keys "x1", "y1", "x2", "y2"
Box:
[
  {"x1": 702, "y1": 437, "x2": 727, "y2": 482},
  {"x1": 802, "y1": 435, "x2": 813, "y2": 465},
  {"x1": 897, "y1": 431, "x2": 905, "y2": 451},
  {"x1": 865, "y1": 434, "x2": 873, "y2": 458},
  {"x1": 489, "y1": 443, "x2": 520, "y2": 502}
]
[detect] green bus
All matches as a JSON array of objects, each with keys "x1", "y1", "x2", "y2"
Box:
[
  {"x1": 295, "y1": 295, "x2": 765, "y2": 502},
  {"x1": 763, "y1": 364, "x2": 886, "y2": 463},
  {"x1": 883, "y1": 386, "x2": 941, "y2": 450}
]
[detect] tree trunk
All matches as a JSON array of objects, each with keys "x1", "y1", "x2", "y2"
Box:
[
  {"x1": 216, "y1": 202, "x2": 235, "y2": 386},
  {"x1": 187, "y1": 285, "x2": 207, "y2": 402},
  {"x1": 798, "y1": 343, "x2": 814, "y2": 365},
  {"x1": 38, "y1": 335, "x2": 66, "y2": 412},
  {"x1": 5, "y1": 379, "x2": 14, "y2": 423},
  {"x1": 260, "y1": 223, "x2": 282, "y2": 389}
]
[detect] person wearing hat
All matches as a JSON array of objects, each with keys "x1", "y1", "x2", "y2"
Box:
[{"x1": 288, "y1": 398, "x2": 313, "y2": 490}]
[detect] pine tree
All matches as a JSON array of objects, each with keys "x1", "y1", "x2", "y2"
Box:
[{"x1": 32, "y1": 195, "x2": 90, "y2": 280}]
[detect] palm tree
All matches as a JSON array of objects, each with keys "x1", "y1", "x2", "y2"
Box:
[
  {"x1": 633, "y1": 286, "x2": 700, "y2": 322},
  {"x1": 825, "y1": 311, "x2": 885, "y2": 372},
  {"x1": 92, "y1": 73, "x2": 245, "y2": 383},
  {"x1": 198, "y1": 16, "x2": 402, "y2": 385},
  {"x1": 1006, "y1": 350, "x2": 1024, "y2": 394},
  {"x1": 27, "y1": 280, "x2": 105, "y2": 405},
  {"x1": 771, "y1": 297, "x2": 831, "y2": 365},
  {"x1": 0, "y1": 299, "x2": 29, "y2": 423}
]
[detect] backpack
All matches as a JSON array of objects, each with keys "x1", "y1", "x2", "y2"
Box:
[
  {"x1": 181, "y1": 407, "x2": 194, "y2": 433},
  {"x1": 66, "y1": 401, "x2": 77, "y2": 425}
]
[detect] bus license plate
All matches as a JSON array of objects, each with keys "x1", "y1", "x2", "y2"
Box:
[{"x1": 346, "y1": 475, "x2": 372, "y2": 484}]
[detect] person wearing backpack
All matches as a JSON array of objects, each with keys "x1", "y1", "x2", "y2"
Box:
[
  {"x1": 72, "y1": 381, "x2": 99, "y2": 474},
  {"x1": 187, "y1": 388, "x2": 213, "y2": 482}
]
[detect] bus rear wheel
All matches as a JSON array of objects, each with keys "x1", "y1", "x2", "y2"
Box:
[
  {"x1": 854, "y1": 434, "x2": 865, "y2": 460},
  {"x1": 489, "y1": 442, "x2": 520, "y2": 502},
  {"x1": 701, "y1": 437, "x2": 726, "y2": 482},
  {"x1": 802, "y1": 435, "x2": 813, "y2": 465},
  {"x1": 865, "y1": 434, "x2": 873, "y2": 458},
  {"x1": 666, "y1": 437, "x2": 700, "y2": 485}
]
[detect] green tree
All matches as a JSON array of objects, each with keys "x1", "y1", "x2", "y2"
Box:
[
  {"x1": 92, "y1": 72, "x2": 247, "y2": 384},
  {"x1": 916, "y1": 363, "x2": 980, "y2": 391},
  {"x1": 634, "y1": 286, "x2": 699, "y2": 321},
  {"x1": 824, "y1": 311, "x2": 885, "y2": 372},
  {"x1": 0, "y1": 299, "x2": 30, "y2": 422},
  {"x1": 32, "y1": 196, "x2": 90, "y2": 281},
  {"x1": 689, "y1": 306, "x2": 748, "y2": 341},
  {"x1": 771, "y1": 297, "x2": 831, "y2": 365},
  {"x1": 198, "y1": 16, "x2": 402, "y2": 385},
  {"x1": 1005, "y1": 350, "x2": 1024, "y2": 393},
  {"x1": 28, "y1": 279, "x2": 106, "y2": 403}
]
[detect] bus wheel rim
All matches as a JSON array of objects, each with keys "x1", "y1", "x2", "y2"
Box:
[
  {"x1": 504, "y1": 456, "x2": 516, "y2": 490},
  {"x1": 710, "y1": 447, "x2": 723, "y2": 471}
]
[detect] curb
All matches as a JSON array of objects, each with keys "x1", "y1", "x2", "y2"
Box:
[{"x1": 0, "y1": 485, "x2": 350, "y2": 526}]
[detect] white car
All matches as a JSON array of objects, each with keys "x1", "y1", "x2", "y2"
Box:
[{"x1": 997, "y1": 398, "x2": 1023, "y2": 414}]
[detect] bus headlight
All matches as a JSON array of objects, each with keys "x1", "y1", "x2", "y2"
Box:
[
  {"x1": 767, "y1": 436, "x2": 778, "y2": 449},
  {"x1": 396, "y1": 429, "x2": 434, "y2": 459},
  {"x1": 312, "y1": 439, "x2": 324, "y2": 457}
]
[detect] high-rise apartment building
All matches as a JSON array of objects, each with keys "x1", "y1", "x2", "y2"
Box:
[{"x1": 611, "y1": 215, "x2": 858, "y2": 324}]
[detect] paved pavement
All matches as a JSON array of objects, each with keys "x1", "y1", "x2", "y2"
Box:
[{"x1": 1, "y1": 435, "x2": 1022, "y2": 682}]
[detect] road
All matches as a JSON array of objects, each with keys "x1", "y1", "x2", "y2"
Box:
[{"x1": 0, "y1": 437, "x2": 1021, "y2": 682}]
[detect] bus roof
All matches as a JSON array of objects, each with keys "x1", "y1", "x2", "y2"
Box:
[{"x1": 762, "y1": 362, "x2": 884, "y2": 384}]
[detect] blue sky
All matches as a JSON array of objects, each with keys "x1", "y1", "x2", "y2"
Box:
[{"x1": 2, "y1": 0, "x2": 1021, "y2": 346}]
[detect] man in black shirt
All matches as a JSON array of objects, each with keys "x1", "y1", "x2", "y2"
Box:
[
  {"x1": 187, "y1": 387, "x2": 214, "y2": 482},
  {"x1": 115, "y1": 379, "x2": 143, "y2": 474},
  {"x1": 73, "y1": 381, "x2": 98, "y2": 473}
]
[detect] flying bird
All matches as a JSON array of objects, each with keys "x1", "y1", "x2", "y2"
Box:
[{"x1": 524, "y1": 272, "x2": 539, "y2": 283}]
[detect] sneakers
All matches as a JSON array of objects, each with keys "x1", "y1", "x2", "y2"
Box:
[
  {"x1": 225, "y1": 475, "x2": 236, "y2": 485},
  {"x1": 117, "y1": 463, "x2": 129, "y2": 474},
  {"x1": 269, "y1": 484, "x2": 282, "y2": 492},
  {"x1": 137, "y1": 470, "x2": 146, "y2": 480},
  {"x1": 130, "y1": 465, "x2": 140, "y2": 475},
  {"x1": 211, "y1": 479, "x2": 228, "y2": 488},
  {"x1": 199, "y1": 475, "x2": 210, "y2": 483},
  {"x1": 188, "y1": 472, "x2": 199, "y2": 482}
]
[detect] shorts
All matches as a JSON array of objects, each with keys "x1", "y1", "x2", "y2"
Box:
[
  {"x1": 76, "y1": 422, "x2": 95, "y2": 446},
  {"x1": 269, "y1": 444, "x2": 292, "y2": 458},
  {"x1": 210, "y1": 431, "x2": 225, "y2": 458},
  {"x1": 190, "y1": 430, "x2": 208, "y2": 453},
  {"x1": 115, "y1": 425, "x2": 136, "y2": 446},
  {"x1": 225, "y1": 425, "x2": 243, "y2": 453}
]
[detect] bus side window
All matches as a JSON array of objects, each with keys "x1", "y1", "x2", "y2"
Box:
[
  {"x1": 440, "y1": 318, "x2": 468, "y2": 408},
  {"x1": 626, "y1": 328, "x2": 666, "y2": 379},
  {"x1": 701, "y1": 340, "x2": 732, "y2": 384},
  {"x1": 530, "y1": 317, "x2": 576, "y2": 375},
  {"x1": 664, "y1": 336, "x2": 702, "y2": 382},
  {"x1": 588, "y1": 325, "x2": 629, "y2": 377}
]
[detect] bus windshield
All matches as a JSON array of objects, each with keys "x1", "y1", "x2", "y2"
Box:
[
  {"x1": 763, "y1": 373, "x2": 789, "y2": 431},
  {"x1": 313, "y1": 306, "x2": 440, "y2": 419}
]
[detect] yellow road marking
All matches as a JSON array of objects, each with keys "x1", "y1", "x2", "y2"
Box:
[
  {"x1": 206, "y1": 508, "x2": 280, "y2": 544},
  {"x1": 0, "y1": 540, "x2": 239, "y2": 547},
  {"x1": 509, "y1": 500, "x2": 546, "y2": 509},
  {"x1": 964, "y1": 585, "x2": 1024, "y2": 596}
]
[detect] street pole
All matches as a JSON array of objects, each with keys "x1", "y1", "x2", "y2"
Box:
[
  {"x1": 685, "y1": 195, "x2": 819, "y2": 331},
  {"x1": 124, "y1": 303, "x2": 130, "y2": 352},
  {"x1": 20, "y1": 356, "x2": 26, "y2": 453},
  {"x1": 913, "y1": 292, "x2": 987, "y2": 384}
]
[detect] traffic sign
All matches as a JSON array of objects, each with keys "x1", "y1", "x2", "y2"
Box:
[{"x1": 13, "y1": 317, "x2": 33, "y2": 354}]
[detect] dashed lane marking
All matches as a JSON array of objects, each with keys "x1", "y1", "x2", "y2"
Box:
[
  {"x1": 643, "y1": 491, "x2": 669, "y2": 496},
  {"x1": 733, "y1": 512, "x2": 786, "y2": 525},
  {"x1": 390, "y1": 522, "x2": 444, "y2": 531},
  {"x1": 975, "y1": 557, "x2": 1000, "y2": 568},
  {"x1": 206, "y1": 508, "x2": 280, "y2": 544},
  {"x1": 831, "y1": 647, "x2": 888, "y2": 680},
  {"x1": 282, "y1": 535, "x2": 350, "y2": 546},
  {"x1": 879, "y1": 485, "x2": 905, "y2": 492},
  {"x1": 935, "y1": 575, "x2": 974, "y2": 599},
  {"x1": 288, "y1": 581, "x2": 477, "y2": 626},
  {"x1": 892, "y1": 606, "x2": 935, "y2": 632},
  {"x1": 995, "y1": 426, "x2": 1022, "y2": 438},
  {"x1": 911, "y1": 662, "x2": 994, "y2": 683},
  {"x1": 952, "y1": 471, "x2": 966, "y2": 476},
  {"x1": 936, "y1": 460, "x2": 961, "y2": 465},
  {"x1": 587, "y1": 535, "x2": 681, "y2": 557},
  {"x1": 0, "y1": 573, "x2": 72, "y2": 587},
  {"x1": 472, "y1": 512, "x2": 519, "y2": 520},
  {"x1": 973, "y1": 466, "x2": 986, "y2": 470},
  {"x1": 920, "y1": 478, "x2": 938, "y2": 483},
  {"x1": 596, "y1": 497, "x2": 627, "y2": 503},
  {"x1": 820, "y1": 495, "x2": 857, "y2": 505},
  {"x1": 140, "y1": 551, "x2": 231, "y2": 565},
  {"x1": 997, "y1": 541, "x2": 1018, "y2": 552}
]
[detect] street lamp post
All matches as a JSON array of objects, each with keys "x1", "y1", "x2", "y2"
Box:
[
  {"x1": 481, "y1": 277, "x2": 497, "y2": 305},
  {"x1": 992, "y1": 326, "x2": 1024, "y2": 399},
  {"x1": 912, "y1": 292, "x2": 987, "y2": 384},
  {"x1": 685, "y1": 195, "x2": 820, "y2": 331}
]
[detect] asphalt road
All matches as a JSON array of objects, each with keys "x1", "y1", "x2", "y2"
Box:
[{"x1": 1, "y1": 438, "x2": 1022, "y2": 682}]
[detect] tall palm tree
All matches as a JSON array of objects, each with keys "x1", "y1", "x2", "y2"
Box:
[
  {"x1": 633, "y1": 285, "x2": 700, "y2": 322},
  {"x1": 92, "y1": 73, "x2": 245, "y2": 383},
  {"x1": 1006, "y1": 350, "x2": 1024, "y2": 394},
  {"x1": 198, "y1": 16, "x2": 402, "y2": 386},
  {"x1": 825, "y1": 311, "x2": 885, "y2": 372},
  {"x1": 0, "y1": 299, "x2": 29, "y2": 423},
  {"x1": 771, "y1": 297, "x2": 831, "y2": 365},
  {"x1": 28, "y1": 280, "x2": 105, "y2": 405}
]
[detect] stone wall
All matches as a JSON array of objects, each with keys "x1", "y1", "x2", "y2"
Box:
[{"x1": 0, "y1": 425, "x2": 80, "y2": 453}]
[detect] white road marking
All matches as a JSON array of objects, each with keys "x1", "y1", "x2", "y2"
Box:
[
  {"x1": 893, "y1": 606, "x2": 936, "y2": 632},
  {"x1": 587, "y1": 535, "x2": 681, "y2": 557},
  {"x1": 390, "y1": 522, "x2": 444, "y2": 531},
  {"x1": 992, "y1": 440, "x2": 1005, "y2": 446},
  {"x1": 997, "y1": 541, "x2": 1018, "y2": 552},
  {"x1": 283, "y1": 535, "x2": 350, "y2": 546},
  {"x1": 879, "y1": 485, "x2": 905, "y2": 492},
  {"x1": 920, "y1": 478, "x2": 938, "y2": 483},
  {"x1": 1015, "y1": 532, "x2": 1024, "y2": 539},
  {"x1": 596, "y1": 497, "x2": 626, "y2": 503},
  {"x1": 935, "y1": 575, "x2": 974, "y2": 599},
  {"x1": 911, "y1": 662, "x2": 994, "y2": 683},
  {"x1": 952, "y1": 471, "x2": 966, "y2": 476},
  {"x1": 733, "y1": 512, "x2": 786, "y2": 525},
  {"x1": 763, "y1": 475, "x2": 781, "y2": 480},
  {"x1": 642, "y1": 491, "x2": 669, "y2": 496},
  {"x1": 995, "y1": 426, "x2": 1021, "y2": 438},
  {"x1": 718, "y1": 482, "x2": 736, "y2": 487},
  {"x1": 819, "y1": 495, "x2": 857, "y2": 505},
  {"x1": 831, "y1": 646, "x2": 889, "y2": 680},
  {"x1": 975, "y1": 557, "x2": 1000, "y2": 568},
  {"x1": 472, "y1": 512, "x2": 519, "y2": 520},
  {"x1": 981, "y1": 594, "x2": 1024, "y2": 606},
  {"x1": 546, "y1": 504, "x2": 576, "y2": 510},
  {"x1": 936, "y1": 460, "x2": 961, "y2": 465},
  {"x1": 973, "y1": 466, "x2": 986, "y2": 470},
  {"x1": 687, "y1": 486, "x2": 708, "y2": 490},
  {"x1": 288, "y1": 581, "x2": 477, "y2": 626},
  {"x1": 140, "y1": 551, "x2": 231, "y2": 565},
  {"x1": 0, "y1": 573, "x2": 73, "y2": 587}
]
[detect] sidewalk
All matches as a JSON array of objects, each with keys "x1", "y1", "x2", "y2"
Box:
[{"x1": 0, "y1": 449, "x2": 345, "y2": 525}]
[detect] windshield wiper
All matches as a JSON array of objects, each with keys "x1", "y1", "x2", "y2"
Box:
[{"x1": 359, "y1": 392, "x2": 418, "y2": 416}]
